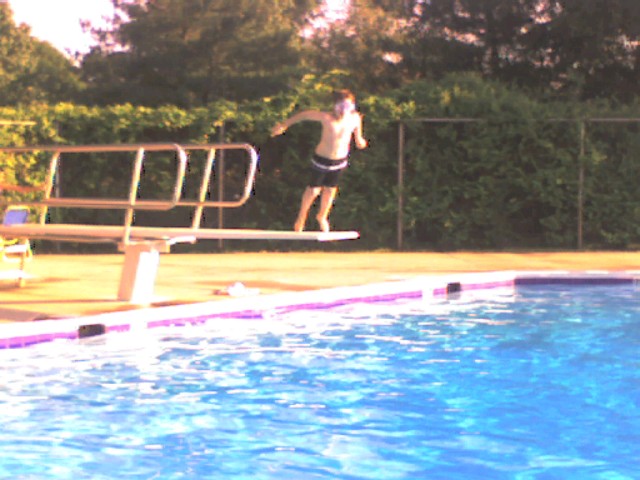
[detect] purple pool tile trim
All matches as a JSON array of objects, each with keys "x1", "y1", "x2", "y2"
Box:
[
  {"x1": 0, "y1": 271, "x2": 637, "y2": 350},
  {"x1": 106, "y1": 324, "x2": 131, "y2": 333},
  {"x1": 146, "y1": 290, "x2": 429, "y2": 329},
  {"x1": 1, "y1": 331, "x2": 78, "y2": 349}
]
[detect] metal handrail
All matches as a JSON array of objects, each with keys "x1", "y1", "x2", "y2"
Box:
[
  {"x1": 1, "y1": 143, "x2": 187, "y2": 210},
  {"x1": 181, "y1": 143, "x2": 258, "y2": 208},
  {"x1": 0, "y1": 142, "x2": 259, "y2": 245},
  {"x1": 180, "y1": 143, "x2": 259, "y2": 228},
  {"x1": 1, "y1": 144, "x2": 188, "y2": 245}
]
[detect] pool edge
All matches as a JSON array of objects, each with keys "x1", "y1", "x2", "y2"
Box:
[{"x1": 1, "y1": 270, "x2": 637, "y2": 349}]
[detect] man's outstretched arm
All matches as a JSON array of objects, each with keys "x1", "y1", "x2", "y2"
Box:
[{"x1": 271, "y1": 110, "x2": 325, "y2": 136}]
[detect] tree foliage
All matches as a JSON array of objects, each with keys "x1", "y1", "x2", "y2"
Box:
[
  {"x1": 303, "y1": 0, "x2": 407, "y2": 94},
  {"x1": 81, "y1": 0, "x2": 317, "y2": 107},
  {"x1": 0, "y1": 4, "x2": 83, "y2": 106},
  {"x1": 532, "y1": 0, "x2": 640, "y2": 101},
  {"x1": 83, "y1": 0, "x2": 640, "y2": 104},
  {"x1": 396, "y1": 0, "x2": 640, "y2": 101},
  {"x1": 3, "y1": 0, "x2": 640, "y2": 105}
]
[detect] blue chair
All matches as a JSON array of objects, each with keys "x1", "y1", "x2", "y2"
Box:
[{"x1": 1, "y1": 206, "x2": 32, "y2": 286}]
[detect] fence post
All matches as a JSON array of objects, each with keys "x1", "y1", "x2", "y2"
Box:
[
  {"x1": 397, "y1": 121, "x2": 405, "y2": 251},
  {"x1": 217, "y1": 122, "x2": 225, "y2": 249},
  {"x1": 577, "y1": 119, "x2": 586, "y2": 250}
]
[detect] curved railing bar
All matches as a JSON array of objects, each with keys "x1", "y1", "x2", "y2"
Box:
[
  {"x1": 0, "y1": 143, "x2": 188, "y2": 153},
  {"x1": 180, "y1": 143, "x2": 258, "y2": 208},
  {"x1": 1, "y1": 144, "x2": 188, "y2": 214}
]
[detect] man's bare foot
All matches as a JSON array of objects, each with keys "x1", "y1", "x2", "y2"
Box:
[{"x1": 316, "y1": 215, "x2": 330, "y2": 232}]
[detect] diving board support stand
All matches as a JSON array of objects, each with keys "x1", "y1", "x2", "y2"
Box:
[
  {"x1": 117, "y1": 237, "x2": 195, "y2": 303},
  {"x1": 118, "y1": 241, "x2": 166, "y2": 303}
]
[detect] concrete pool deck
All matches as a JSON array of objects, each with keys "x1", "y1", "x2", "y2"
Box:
[{"x1": 1, "y1": 251, "x2": 640, "y2": 322}]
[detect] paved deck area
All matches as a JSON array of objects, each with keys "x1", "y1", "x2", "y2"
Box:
[{"x1": 1, "y1": 251, "x2": 639, "y2": 322}]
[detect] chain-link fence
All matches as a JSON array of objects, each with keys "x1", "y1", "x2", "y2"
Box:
[{"x1": 390, "y1": 118, "x2": 640, "y2": 250}]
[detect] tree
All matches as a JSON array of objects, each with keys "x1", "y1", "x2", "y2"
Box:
[
  {"x1": 81, "y1": 0, "x2": 317, "y2": 107},
  {"x1": 0, "y1": 4, "x2": 83, "y2": 105},
  {"x1": 526, "y1": 0, "x2": 640, "y2": 101},
  {"x1": 303, "y1": 0, "x2": 409, "y2": 94},
  {"x1": 397, "y1": 0, "x2": 640, "y2": 101},
  {"x1": 398, "y1": 1, "x2": 542, "y2": 82}
]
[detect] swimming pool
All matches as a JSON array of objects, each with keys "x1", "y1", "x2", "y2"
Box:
[{"x1": 1, "y1": 280, "x2": 639, "y2": 479}]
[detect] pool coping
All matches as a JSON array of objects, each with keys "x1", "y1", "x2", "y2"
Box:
[{"x1": 1, "y1": 270, "x2": 638, "y2": 349}]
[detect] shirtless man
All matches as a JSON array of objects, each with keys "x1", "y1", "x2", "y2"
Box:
[{"x1": 271, "y1": 89, "x2": 368, "y2": 232}]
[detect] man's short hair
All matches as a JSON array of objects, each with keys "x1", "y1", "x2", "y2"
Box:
[{"x1": 332, "y1": 89, "x2": 355, "y2": 103}]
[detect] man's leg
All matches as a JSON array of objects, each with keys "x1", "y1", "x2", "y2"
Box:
[
  {"x1": 294, "y1": 186, "x2": 322, "y2": 232},
  {"x1": 316, "y1": 186, "x2": 337, "y2": 232}
]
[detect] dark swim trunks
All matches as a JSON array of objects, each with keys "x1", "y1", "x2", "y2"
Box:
[{"x1": 308, "y1": 154, "x2": 348, "y2": 188}]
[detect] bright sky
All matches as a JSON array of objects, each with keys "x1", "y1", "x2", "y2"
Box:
[
  {"x1": 8, "y1": 0, "x2": 115, "y2": 55},
  {"x1": 8, "y1": 0, "x2": 347, "y2": 56}
]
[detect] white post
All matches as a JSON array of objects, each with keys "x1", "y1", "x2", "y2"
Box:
[{"x1": 117, "y1": 241, "x2": 170, "y2": 303}]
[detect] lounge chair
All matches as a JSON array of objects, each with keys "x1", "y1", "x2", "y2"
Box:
[{"x1": 1, "y1": 206, "x2": 32, "y2": 286}]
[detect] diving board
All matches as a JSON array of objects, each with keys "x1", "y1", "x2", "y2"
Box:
[
  {"x1": 0, "y1": 142, "x2": 360, "y2": 303},
  {"x1": 0, "y1": 224, "x2": 359, "y2": 243}
]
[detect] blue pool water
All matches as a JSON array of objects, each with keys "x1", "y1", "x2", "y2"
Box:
[{"x1": 1, "y1": 284, "x2": 639, "y2": 479}]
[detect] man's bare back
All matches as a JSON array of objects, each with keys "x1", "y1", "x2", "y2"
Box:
[
  {"x1": 272, "y1": 109, "x2": 366, "y2": 159},
  {"x1": 271, "y1": 90, "x2": 368, "y2": 232}
]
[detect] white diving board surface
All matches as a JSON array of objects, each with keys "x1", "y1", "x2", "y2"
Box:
[{"x1": 0, "y1": 224, "x2": 359, "y2": 243}]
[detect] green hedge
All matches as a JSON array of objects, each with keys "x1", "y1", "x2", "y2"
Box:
[{"x1": 2, "y1": 75, "x2": 640, "y2": 251}]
